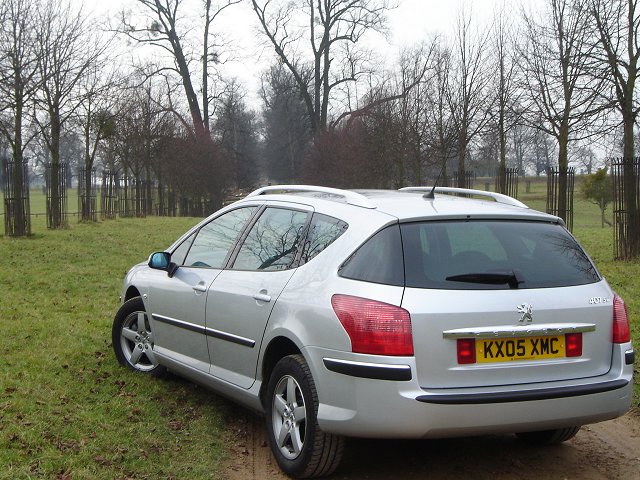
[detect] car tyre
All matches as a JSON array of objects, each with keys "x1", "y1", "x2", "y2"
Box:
[
  {"x1": 112, "y1": 297, "x2": 166, "y2": 377},
  {"x1": 265, "y1": 354, "x2": 344, "y2": 478},
  {"x1": 515, "y1": 426, "x2": 580, "y2": 445}
]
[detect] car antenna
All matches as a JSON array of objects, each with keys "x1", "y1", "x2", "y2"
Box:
[{"x1": 424, "y1": 161, "x2": 447, "y2": 199}]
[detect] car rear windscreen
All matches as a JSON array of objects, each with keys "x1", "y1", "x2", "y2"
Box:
[{"x1": 400, "y1": 220, "x2": 600, "y2": 290}]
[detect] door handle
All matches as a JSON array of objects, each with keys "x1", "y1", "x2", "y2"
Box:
[
  {"x1": 253, "y1": 293, "x2": 272, "y2": 303},
  {"x1": 193, "y1": 283, "x2": 207, "y2": 293}
]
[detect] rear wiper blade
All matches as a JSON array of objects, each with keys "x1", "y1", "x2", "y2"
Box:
[{"x1": 445, "y1": 272, "x2": 523, "y2": 289}]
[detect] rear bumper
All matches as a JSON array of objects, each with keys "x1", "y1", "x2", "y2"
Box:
[
  {"x1": 416, "y1": 378, "x2": 629, "y2": 404},
  {"x1": 304, "y1": 344, "x2": 634, "y2": 439}
]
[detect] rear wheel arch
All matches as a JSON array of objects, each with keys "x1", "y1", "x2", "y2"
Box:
[
  {"x1": 265, "y1": 354, "x2": 344, "y2": 477},
  {"x1": 260, "y1": 336, "x2": 302, "y2": 406}
]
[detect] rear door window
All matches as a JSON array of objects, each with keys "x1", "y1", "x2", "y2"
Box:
[
  {"x1": 401, "y1": 220, "x2": 600, "y2": 290},
  {"x1": 231, "y1": 207, "x2": 310, "y2": 271}
]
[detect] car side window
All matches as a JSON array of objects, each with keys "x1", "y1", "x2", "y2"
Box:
[
  {"x1": 299, "y1": 213, "x2": 348, "y2": 265},
  {"x1": 232, "y1": 207, "x2": 309, "y2": 271},
  {"x1": 183, "y1": 207, "x2": 258, "y2": 268},
  {"x1": 339, "y1": 224, "x2": 404, "y2": 286}
]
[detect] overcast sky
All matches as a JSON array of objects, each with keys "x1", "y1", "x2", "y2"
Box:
[{"x1": 82, "y1": 0, "x2": 515, "y2": 104}]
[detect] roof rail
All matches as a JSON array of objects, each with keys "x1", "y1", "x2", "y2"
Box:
[
  {"x1": 399, "y1": 186, "x2": 528, "y2": 209},
  {"x1": 246, "y1": 185, "x2": 376, "y2": 209}
]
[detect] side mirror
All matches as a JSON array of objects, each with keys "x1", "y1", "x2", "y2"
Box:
[{"x1": 148, "y1": 252, "x2": 178, "y2": 277}]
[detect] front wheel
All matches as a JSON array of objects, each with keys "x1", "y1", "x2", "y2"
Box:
[
  {"x1": 112, "y1": 297, "x2": 166, "y2": 377},
  {"x1": 265, "y1": 354, "x2": 344, "y2": 478},
  {"x1": 515, "y1": 426, "x2": 580, "y2": 445}
]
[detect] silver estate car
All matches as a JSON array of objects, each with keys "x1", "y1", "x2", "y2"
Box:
[{"x1": 112, "y1": 185, "x2": 633, "y2": 478}]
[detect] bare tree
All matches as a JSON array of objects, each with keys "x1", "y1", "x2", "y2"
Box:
[
  {"x1": 590, "y1": 0, "x2": 640, "y2": 159},
  {"x1": 0, "y1": 0, "x2": 39, "y2": 236},
  {"x1": 115, "y1": 77, "x2": 175, "y2": 216},
  {"x1": 35, "y1": 0, "x2": 105, "y2": 228},
  {"x1": 251, "y1": 0, "x2": 396, "y2": 133},
  {"x1": 118, "y1": 0, "x2": 240, "y2": 139},
  {"x1": 214, "y1": 80, "x2": 260, "y2": 188},
  {"x1": 519, "y1": 0, "x2": 607, "y2": 222},
  {"x1": 260, "y1": 62, "x2": 311, "y2": 182},
  {"x1": 530, "y1": 127, "x2": 556, "y2": 176},
  {"x1": 590, "y1": 0, "x2": 640, "y2": 257},
  {"x1": 492, "y1": 5, "x2": 520, "y2": 192},
  {"x1": 76, "y1": 63, "x2": 118, "y2": 221},
  {"x1": 395, "y1": 44, "x2": 438, "y2": 185},
  {"x1": 447, "y1": 8, "x2": 493, "y2": 187},
  {"x1": 424, "y1": 42, "x2": 456, "y2": 185},
  {"x1": 572, "y1": 144, "x2": 598, "y2": 174},
  {"x1": 511, "y1": 121, "x2": 532, "y2": 175}
]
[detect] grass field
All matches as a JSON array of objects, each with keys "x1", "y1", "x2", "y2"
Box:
[
  {"x1": 0, "y1": 215, "x2": 232, "y2": 479},
  {"x1": 1, "y1": 180, "x2": 639, "y2": 479}
]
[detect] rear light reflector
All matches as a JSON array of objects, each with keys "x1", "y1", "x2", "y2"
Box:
[
  {"x1": 331, "y1": 294, "x2": 413, "y2": 356},
  {"x1": 613, "y1": 293, "x2": 630, "y2": 343},
  {"x1": 457, "y1": 338, "x2": 476, "y2": 364},
  {"x1": 565, "y1": 333, "x2": 583, "y2": 357}
]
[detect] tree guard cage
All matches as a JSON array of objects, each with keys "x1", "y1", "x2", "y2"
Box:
[
  {"x1": 45, "y1": 162, "x2": 68, "y2": 229},
  {"x1": 78, "y1": 167, "x2": 98, "y2": 222},
  {"x1": 495, "y1": 166, "x2": 519, "y2": 198},
  {"x1": 145, "y1": 180, "x2": 164, "y2": 216},
  {"x1": 612, "y1": 158, "x2": 640, "y2": 260},
  {"x1": 546, "y1": 167, "x2": 575, "y2": 232},
  {"x1": 167, "y1": 186, "x2": 177, "y2": 217},
  {"x1": 155, "y1": 183, "x2": 178, "y2": 216},
  {"x1": 154, "y1": 183, "x2": 166, "y2": 216},
  {"x1": 119, "y1": 177, "x2": 146, "y2": 218},
  {"x1": 101, "y1": 170, "x2": 119, "y2": 220},
  {"x1": 179, "y1": 196, "x2": 192, "y2": 217},
  {"x1": 2, "y1": 160, "x2": 31, "y2": 236},
  {"x1": 178, "y1": 196, "x2": 211, "y2": 217},
  {"x1": 134, "y1": 179, "x2": 148, "y2": 217},
  {"x1": 453, "y1": 171, "x2": 474, "y2": 189}
]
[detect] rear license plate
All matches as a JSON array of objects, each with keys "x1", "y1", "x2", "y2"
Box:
[{"x1": 477, "y1": 336, "x2": 565, "y2": 363}]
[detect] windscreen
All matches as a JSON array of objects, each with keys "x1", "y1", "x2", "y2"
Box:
[{"x1": 400, "y1": 220, "x2": 600, "y2": 290}]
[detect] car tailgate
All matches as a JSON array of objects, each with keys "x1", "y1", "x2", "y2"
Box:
[{"x1": 402, "y1": 281, "x2": 614, "y2": 389}]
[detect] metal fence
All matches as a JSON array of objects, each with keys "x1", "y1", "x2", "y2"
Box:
[
  {"x1": 78, "y1": 167, "x2": 98, "y2": 222},
  {"x1": 611, "y1": 158, "x2": 640, "y2": 260},
  {"x1": 45, "y1": 162, "x2": 68, "y2": 229},
  {"x1": 495, "y1": 166, "x2": 519, "y2": 198},
  {"x1": 2, "y1": 160, "x2": 31, "y2": 236},
  {"x1": 101, "y1": 170, "x2": 119, "y2": 220},
  {"x1": 546, "y1": 167, "x2": 575, "y2": 231},
  {"x1": 453, "y1": 170, "x2": 474, "y2": 190}
]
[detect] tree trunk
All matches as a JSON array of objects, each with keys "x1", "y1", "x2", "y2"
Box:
[
  {"x1": 11, "y1": 92, "x2": 27, "y2": 236},
  {"x1": 457, "y1": 129, "x2": 467, "y2": 188},
  {"x1": 557, "y1": 123, "x2": 569, "y2": 223},
  {"x1": 82, "y1": 117, "x2": 92, "y2": 221},
  {"x1": 84, "y1": 162, "x2": 92, "y2": 221},
  {"x1": 50, "y1": 109, "x2": 62, "y2": 229},
  {"x1": 622, "y1": 107, "x2": 638, "y2": 257}
]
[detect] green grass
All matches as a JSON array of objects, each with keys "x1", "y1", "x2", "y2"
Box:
[
  {"x1": 0, "y1": 217, "x2": 233, "y2": 479},
  {"x1": 1, "y1": 181, "x2": 639, "y2": 478}
]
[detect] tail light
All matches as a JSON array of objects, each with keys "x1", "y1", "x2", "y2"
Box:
[
  {"x1": 613, "y1": 293, "x2": 630, "y2": 343},
  {"x1": 331, "y1": 294, "x2": 413, "y2": 356}
]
